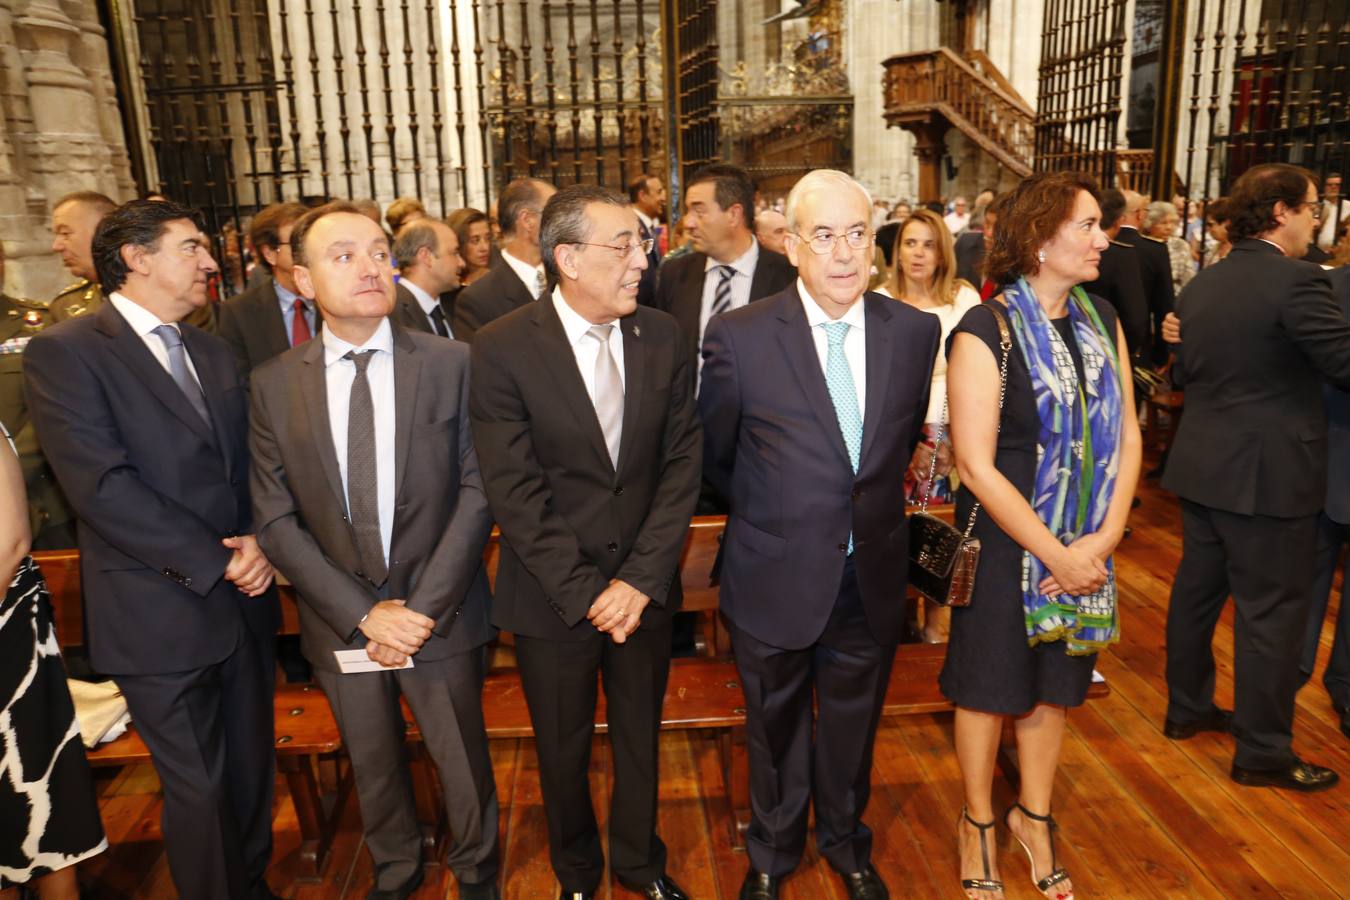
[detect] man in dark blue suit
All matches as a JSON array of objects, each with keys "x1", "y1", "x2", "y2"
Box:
[
  {"x1": 699, "y1": 170, "x2": 938, "y2": 900},
  {"x1": 24, "y1": 200, "x2": 281, "y2": 899},
  {"x1": 1300, "y1": 263, "x2": 1350, "y2": 740}
]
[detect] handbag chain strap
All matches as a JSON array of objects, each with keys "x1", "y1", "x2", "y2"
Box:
[{"x1": 917, "y1": 303, "x2": 1012, "y2": 542}]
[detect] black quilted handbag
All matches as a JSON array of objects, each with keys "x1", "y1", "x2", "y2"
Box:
[{"x1": 907, "y1": 303, "x2": 1011, "y2": 607}]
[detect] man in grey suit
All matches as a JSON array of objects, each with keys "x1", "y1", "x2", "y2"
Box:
[
  {"x1": 250, "y1": 202, "x2": 499, "y2": 900},
  {"x1": 391, "y1": 218, "x2": 462, "y2": 338}
]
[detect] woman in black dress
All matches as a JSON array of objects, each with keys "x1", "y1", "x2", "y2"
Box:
[
  {"x1": 0, "y1": 422, "x2": 106, "y2": 895},
  {"x1": 943, "y1": 172, "x2": 1141, "y2": 899}
]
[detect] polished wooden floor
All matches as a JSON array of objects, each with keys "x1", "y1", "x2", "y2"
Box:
[{"x1": 77, "y1": 474, "x2": 1350, "y2": 899}]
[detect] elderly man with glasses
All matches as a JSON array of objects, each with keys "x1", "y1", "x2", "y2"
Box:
[{"x1": 699, "y1": 170, "x2": 940, "y2": 900}]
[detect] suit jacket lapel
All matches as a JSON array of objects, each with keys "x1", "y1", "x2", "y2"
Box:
[
  {"x1": 391, "y1": 324, "x2": 421, "y2": 503},
  {"x1": 180, "y1": 326, "x2": 231, "y2": 461},
  {"x1": 748, "y1": 245, "x2": 775, "y2": 302},
  {"x1": 298, "y1": 337, "x2": 346, "y2": 509},
  {"x1": 615, "y1": 315, "x2": 646, "y2": 476},
  {"x1": 858, "y1": 297, "x2": 893, "y2": 470},
  {"x1": 531, "y1": 301, "x2": 615, "y2": 474},
  {"x1": 260, "y1": 285, "x2": 292, "y2": 359},
  {"x1": 776, "y1": 295, "x2": 853, "y2": 471},
  {"x1": 396, "y1": 283, "x2": 433, "y2": 333},
  {"x1": 97, "y1": 303, "x2": 218, "y2": 446}
]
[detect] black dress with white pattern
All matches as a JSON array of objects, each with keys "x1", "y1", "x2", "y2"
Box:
[{"x1": 0, "y1": 450, "x2": 106, "y2": 884}]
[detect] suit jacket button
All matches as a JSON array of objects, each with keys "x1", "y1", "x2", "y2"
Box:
[
  {"x1": 837, "y1": 543, "x2": 848, "y2": 552},
  {"x1": 355, "y1": 570, "x2": 365, "y2": 579},
  {"x1": 613, "y1": 485, "x2": 624, "y2": 496},
  {"x1": 162, "y1": 567, "x2": 172, "y2": 577},
  {"x1": 183, "y1": 577, "x2": 192, "y2": 587},
  {"x1": 851, "y1": 487, "x2": 861, "y2": 499},
  {"x1": 607, "y1": 542, "x2": 618, "y2": 552}
]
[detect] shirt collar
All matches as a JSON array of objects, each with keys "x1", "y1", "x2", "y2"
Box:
[
  {"x1": 501, "y1": 248, "x2": 543, "y2": 295},
  {"x1": 634, "y1": 208, "x2": 657, "y2": 232},
  {"x1": 704, "y1": 238, "x2": 760, "y2": 280},
  {"x1": 797, "y1": 278, "x2": 866, "y2": 332},
  {"x1": 108, "y1": 290, "x2": 173, "y2": 338},
  {"x1": 273, "y1": 279, "x2": 307, "y2": 309},
  {"x1": 552, "y1": 285, "x2": 617, "y2": 347},
  {"x1": 400, "y1": 278, "x2": 440, "y2": 315},
  {"x1": 322, "y1": 316, "x2": 394, "y2": 368},
  {"x1": 1255, "y1": 237, "x2": 1288, "y2": 256}
]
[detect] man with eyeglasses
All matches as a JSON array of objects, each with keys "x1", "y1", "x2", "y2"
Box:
[
  {"x1": 452, "y1": 177, "x2": 558, "y2": 343},
  {"x1": 654, "y1": 163, "x2": 796, "y2": 392},
  {"x1": 699, "y1": 170, "x2": 939, "y2": 900},
  {"x1": 470, "y1": 184, "x2": 701, "y2": 900}
]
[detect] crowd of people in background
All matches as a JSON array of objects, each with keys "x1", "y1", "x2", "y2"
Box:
[{"x1": 2, "y1": 157, "x2": 1349, "y2": 900}]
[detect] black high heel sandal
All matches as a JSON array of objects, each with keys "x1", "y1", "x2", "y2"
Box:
[
  {"x1": 958, "y1": 807, "x2": 1005, "y2": 897},
  {"x1": 1005, "y1": 802, "x2": 1072, "y2": 898}
]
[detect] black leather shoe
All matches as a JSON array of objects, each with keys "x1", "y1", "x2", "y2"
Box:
[
  {"x1": 366, "y1": 865, "x2": 424, "y2": 900},
  {"x1": 1163, "y1": 706, "x2": 1233, "y2": 739},
  {"x1": 459, "y1": 880, "x2": 500, "y2": 900},
  {"x1": 557, "y1": 891, "x2": 594, "y2": 900},
  {"x1": 837, "y1": 865, "x2": 889, "y2": 900},
  {"x1": 1338, "y1": 703, "x2": 1350, "y2": 739},
  {"x1": 617, "y1": 873, "x2": 690, "y2": 900},
  {"x1": 739, "y1": 869, "x2": 781, "y2": 900},
  {"x1": 1231, "y1": 758, "x2": 1340, "y2": 792}
]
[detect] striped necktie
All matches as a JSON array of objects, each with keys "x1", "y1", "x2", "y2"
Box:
[{"x1": 711, "y1": 265, "x2": 735, "y2": 317}]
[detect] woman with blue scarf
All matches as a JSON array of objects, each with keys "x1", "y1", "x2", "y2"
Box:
[{"x1": 942, "y1": 172, "x2": 1142, "y2": 900}]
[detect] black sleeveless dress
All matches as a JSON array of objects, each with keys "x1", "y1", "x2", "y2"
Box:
[
  {"x1": 937, "y1": 298, "x2": 1118, "y2": 715},
  {"x1": 0, "y1": 436, "x2": 106, "y2": 884}
]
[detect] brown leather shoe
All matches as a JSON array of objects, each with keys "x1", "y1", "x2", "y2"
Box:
[{"x1": 1231, "y1": 758, "x2": 1340, "y2": 792}]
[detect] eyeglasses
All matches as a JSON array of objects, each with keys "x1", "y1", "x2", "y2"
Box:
[
  {"x1": 1289, "y1": 200, "x2": 1323, "y2": 220},
  {"x1": 571, "y1": 238, "x2": 654, "y2": 258},
  {"x1": 793, "y1": 228, "x2": 873, "y2": 255}
]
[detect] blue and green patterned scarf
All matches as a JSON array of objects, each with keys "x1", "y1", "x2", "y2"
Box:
[{"x1": 1004, "y1": 278, "x2": 1122, "y2": 655}]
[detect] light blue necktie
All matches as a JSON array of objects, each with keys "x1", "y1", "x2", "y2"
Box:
[
  {"x1": 821, "y1": 320, "x2": 861, "y2": 552},
  {"x1": 152, "y1": 324, "x2": 211, "y2": 426}
]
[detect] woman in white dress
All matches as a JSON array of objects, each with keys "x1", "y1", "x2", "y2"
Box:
[{"x1": 877, "y1": 209, "x2": 981, "y2": 642}]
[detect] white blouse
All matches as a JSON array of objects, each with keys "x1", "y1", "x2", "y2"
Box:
[{"x1": 875, "y1": 283, "x2": 981, "y2": 424}]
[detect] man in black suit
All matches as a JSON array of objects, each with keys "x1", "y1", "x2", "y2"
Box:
[
  {"x1": 699, "y1": 170, "x2": 938, "y2": 900},
  {"x1": 251, "y1": 203, "x2": 499, "y2": 900},
  {"x1": 1119, "y1": 189, "x2": 1176, "y2": 363},
  {"x1": 952, "y1": 201, "x2": 986, "y2": 285},
  {"x1": 24, "y1": 200, "x2": 280, "y2": 898},
  {"x1": 1163, "y1": 163, "x2": 1349, "y2": 791},
  {"x1": 653, "y1": 163, "x2": 796, "y2": 387},
  {"x1": 470, "y1": 185, "x2": 701, "y2": 900},
  {"x1": 391, "y1": 217, "x2": 462, "y2": 337},
  {"x1": 452, "y1": 177, "x2": 557, "y2": 342},
  {"x1": 1083, "y1": 189, "x2": 1150, "y2": 357},
  {"x1": 629, "y1": 172, "x2": 666, "y2": 309},
  {"x1": 1299, "y1": 263, "x2": 1350, "y2": 740},
  {"x1": 218, "y1": 201, "x2": 316, "y2": 377}
]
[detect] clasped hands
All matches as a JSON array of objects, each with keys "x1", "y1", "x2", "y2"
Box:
[
  {"x1": 587, "y1": 579, "x2": 650, "y2": 643},
  {"x1": 222, "y1": 534, "x2": 274, "y2": 596},
  {"x1": 360, "y1": 599, "x2": 436, "y2": 667},
  {"x1": 1038, "y1": 531, "x2": 1117, "y2": 598}
]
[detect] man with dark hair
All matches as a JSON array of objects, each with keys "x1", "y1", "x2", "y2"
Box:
[
  {"x1": 1118, "y1": 189, "x2": 1176, "y2": 364},
  {"x1": 628, "y1": 173, "x2": 666, "y2": 307},
  {"x1": 952, "y1": 202, "x2": 986, "y2": 284},
  {"x1": 655, "y1": 163, "x2": 795, "y2": 393},
  {"x1": 0, "y1": 241, "x2": 74, "y2": 548},
  {"x1": 1082, "y1": 188, "x2": 1150, "y2": 357},
  {"x1": 1163, "y1": 162, "x2": 1349, "y2": 792},
  {"x1": 252, "y1": 201, "x2": 499, "y2": 900},
  {"x1": 217, "y1": 201, "x2": 315, "y2": 378},
  {"x1": 24, "y1": 198, "x2": 281, "y2": 898},
  {"x1": 470, "y1": 184, "x2": 700, "y2": 900},
  {"x1": 391, "y1": 218, "x2": 461, "y2": 337},
  {"x1": 452, "y1": 177, "x2": 557, "y2": 342}
]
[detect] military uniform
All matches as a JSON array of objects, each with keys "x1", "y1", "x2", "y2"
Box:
[
  {"x1": 49, "y1": 277, "x2": 216, "y2": 332},
  {"x1": 1, "y1": 292, "x2": 76, "y2": 548}
]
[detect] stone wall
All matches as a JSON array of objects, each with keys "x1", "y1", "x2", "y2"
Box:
[{"x1": 0, "y1": 0, "x2": 134, "y2": 302}]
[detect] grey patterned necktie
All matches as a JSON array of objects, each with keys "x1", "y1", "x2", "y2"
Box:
[
  {"x1": 586, "y1": 324, "x2": 623, "y2": 467},
  {"x1": 535, "y1": 267, "x2": 548, "y2": 299},
  {"x1": 345, "y1": 349, "x2": 387, "y2": 587},
  {"x1": 711, "y1": 265, "x2": 735, "y2": 317},
  {"x1": 152, "y1": 324, "x2": 211, "y2": 426}
]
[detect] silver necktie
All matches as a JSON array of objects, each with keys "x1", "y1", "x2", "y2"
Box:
[
  {"x1": 586, "y1": 324, "x2": 623, "y2": 467},
  {"x1": 152, "y1": 324, "x2": 211, "y2": 426}
]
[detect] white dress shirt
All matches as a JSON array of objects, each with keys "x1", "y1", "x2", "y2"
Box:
[
  {"x1": 323, "y1": 318, "x2": 397, "y2": 562},
  {"x1": 698, "y1": 238, "x2": 761, "y2": 344},
  {"x1": 798, "y1": 279, "x2": 866, "y2": 416},
  {"x1": 502, "y1": 248, "x2": 546, "y2": 301},
  {"x1": 874, "y1": 284, "x2": 980, "y2": 422},
  {"x1": 553, "y1": 287, "x2": 626, "y2": 403},
  {"x1": 401, "y1": 278, "x2": 452, "y2": 337},
  {"x1": 108, "y1": 291, "x2": 204, "y2": 389}
]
